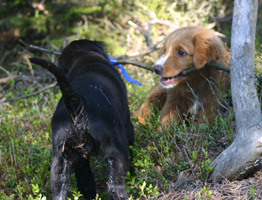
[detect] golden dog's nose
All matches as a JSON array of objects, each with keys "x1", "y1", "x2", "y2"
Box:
[{"x1": 153, "y1": 64, "x2": 163, "y2": 75}]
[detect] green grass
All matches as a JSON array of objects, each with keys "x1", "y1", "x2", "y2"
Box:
[
  {"x1": 0, "y1": 88, "x2": 61, "y2": 199},
  {"x1": 1, "y1": 0, "x2": 262, "y2": 199},
  {"x1": 1, "y1": 46, "x2": 260, "y2": 200},
  {"x1": 0, "y1": 75, "x2": 235, "y2": 199}
]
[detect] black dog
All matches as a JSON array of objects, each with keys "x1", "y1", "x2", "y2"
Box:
[{"x1": 30, "y1": 40, "x2": 134, "y2": 200}]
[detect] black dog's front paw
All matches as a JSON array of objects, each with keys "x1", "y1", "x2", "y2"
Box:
[{"x1": 107, "y1": 182, "x2": 128, "y2": 200}]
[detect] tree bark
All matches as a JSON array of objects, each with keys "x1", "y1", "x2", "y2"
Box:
[{"x1": 210, "y1": 0, "x2": 262, "y2": 181}]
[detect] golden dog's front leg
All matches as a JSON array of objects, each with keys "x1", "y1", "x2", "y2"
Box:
[
  {"x1": 160, "y1": 104, "x2": 181, "y2": 129},
  {"x1": 196, "y1": 102, "x2": 218, "y2": 125},
  {"x1": 137, "y1": 85, "x2": 167, "y2": 125}
]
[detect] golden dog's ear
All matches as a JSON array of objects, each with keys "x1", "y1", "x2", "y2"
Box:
[{"x1": 193, "y1": 31, "x2": 225, "y2": 69}]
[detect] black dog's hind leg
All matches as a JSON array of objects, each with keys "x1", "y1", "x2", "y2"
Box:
[
  {"x1": 107, "y1": 151, "x2": 130, "y2": 200},
  {"x1": 75, "y1": 157, "x2": 96, "y2": 200},
  {"x1": 51, "y1": 150, "x2": 73, "y2": 200}
]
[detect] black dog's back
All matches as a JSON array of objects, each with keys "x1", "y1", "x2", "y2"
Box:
[{"x1": 30, "y1": 40, "x2": 134, "y2": 200}]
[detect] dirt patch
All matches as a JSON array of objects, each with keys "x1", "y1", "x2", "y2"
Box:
[{"x1": 156, "y1": 170, "x2": 262, "y2": 199}]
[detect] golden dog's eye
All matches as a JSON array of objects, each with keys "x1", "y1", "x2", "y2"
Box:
[{"x1": 178, "y1": 50, "x2": 186, "y2": 56}]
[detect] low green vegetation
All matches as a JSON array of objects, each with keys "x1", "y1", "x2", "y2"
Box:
[
  {"x1": 1, "y1": 0, "x2": 262, "y2": 199},
  {"x1": 0, "y1": 78, "x2": 236, "y2": 199}
]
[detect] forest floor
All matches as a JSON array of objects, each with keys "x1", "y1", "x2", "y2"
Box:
[
  {"x1": 1, "y1": 1, "x2": 262, "y2": 199},
  {"x1": 157, "y1": 170, "x2": 262, "y2": 199}
]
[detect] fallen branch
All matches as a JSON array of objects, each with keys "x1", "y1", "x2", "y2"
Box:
[
  {"x1": 128, "y1": 20, "x2": 153, "y2": 47},
  {"x1": 0, "y1": 64, "x2": 40, "y2": 83},
  {"x1": 1, "y1": 82, "x2": 57, "y2": 103},
  {"x1": 115, "y1": 39, "x2": 162, "y2": 59},
  {"x1": 0, "y1": 65, "x2": 10, "y2": 75},
  {"x1": 0, "y1": 74, "x2": 40, "y2": 84}
]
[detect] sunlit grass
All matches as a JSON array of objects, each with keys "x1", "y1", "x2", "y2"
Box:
[{"x1": 2, "y1": 0, "x2": 261, "y2": 199}]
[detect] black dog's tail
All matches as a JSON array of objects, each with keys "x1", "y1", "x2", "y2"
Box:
[{"x1": 30, "y1": 57, "x2": 83, "y2": 123}]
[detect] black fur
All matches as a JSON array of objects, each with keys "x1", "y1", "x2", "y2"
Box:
[{"x1": 30, "y1": 40, "x2": 134, "y2": 200}]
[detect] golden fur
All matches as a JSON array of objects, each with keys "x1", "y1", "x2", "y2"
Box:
[{"x1": 138, "y1": 26, "x2": 230, "y2": 127}]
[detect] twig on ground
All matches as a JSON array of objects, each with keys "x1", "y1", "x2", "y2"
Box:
[
  {"x1": 128, "y1": 20, "x2": 153, "y2": 47},
  {"x1": 0, "y1": 74, "x2": 39, "y2": 84},
  {"x1": 115, "y1": 39, "x2": 162, "y2": 59},
  {"x1": 140, "y1": 9, "x2": 179, "y2": 29},
  {"x1": 1, "y1": 82, "x2": 57, "y2": 103},
  {"x1": 0, "y1": 65, "x2": 10, "y2": 75}
]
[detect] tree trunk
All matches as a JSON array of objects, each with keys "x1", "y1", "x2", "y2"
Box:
[{"x1": 210, "y1": 0, "x2": 262, "y2": 181}]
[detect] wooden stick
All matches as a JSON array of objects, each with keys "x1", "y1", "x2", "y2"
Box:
[
  {"x1": 116, "y1": 59, "x2": 154, "y2": 71},
  {"x1": 116, "y1": 60, "x2": 231, "y2": 75},
  {"x1": 19, "y1": 39, "x2": 61, "y2": 55},
  {"x1": 20, "y1": 39, "x2": 231, "y2": 73}
]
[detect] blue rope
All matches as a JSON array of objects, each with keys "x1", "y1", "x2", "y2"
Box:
[{"x1": 109, "y1": 56, "x2": 142, "y2": 87}]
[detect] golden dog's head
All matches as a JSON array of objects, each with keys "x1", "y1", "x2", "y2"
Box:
[{"x1": 153, "y1": 26, "x2": 226, "y2": 89}]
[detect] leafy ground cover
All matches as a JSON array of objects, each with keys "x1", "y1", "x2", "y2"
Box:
[{"x1": 1, "y1": 0, "x2": 262, "y2": 199}]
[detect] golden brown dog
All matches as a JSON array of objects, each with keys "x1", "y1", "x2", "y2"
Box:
[{"x1": 138, "y1": 26, "x2": 230, "y2": 127}]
